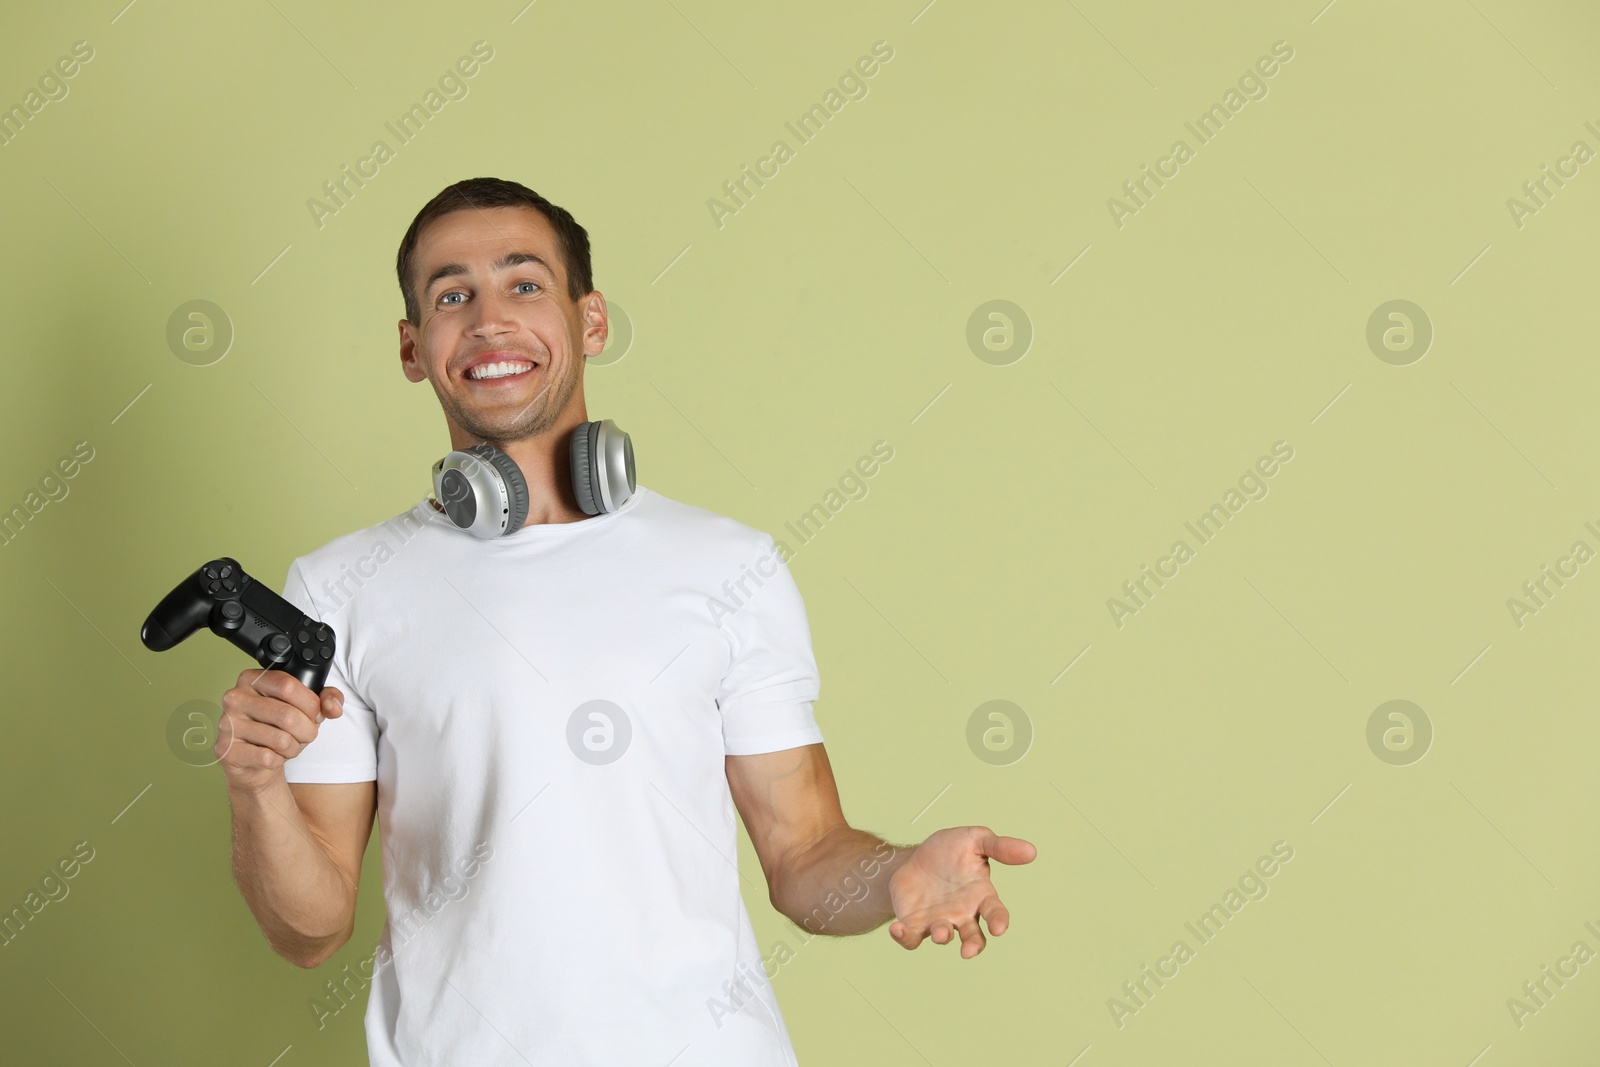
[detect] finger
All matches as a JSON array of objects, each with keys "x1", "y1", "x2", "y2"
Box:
[
  {"x1": 889, "y1": 920, "x2": 924, "y2": 950},
  {"x1": 219, "y1": 738, "x2": 284, "y2": 774},
  {"x1": 213, "y1": 709, "x2": 240, "y2": 763},
  {"x1": 240, "y1": 666, "x2": 273, "y2": 695},
  {"x1": 978, "y1": 895, "x2": 1012, "y2": 937},
  {"x1": 246, "y1": 669, "x2": 323, "y2": 724},
  {"x1": 954, "y1": 917, "x2": 986, "y2": 959},
  {"x1": 320, "y1": 687, "x2": 345, "y2": 722},
  {"x1": 929, "y1": 920, "x2": 954, "y2": 946},
  {"x1": 230, "y1": 691, "x2": 319, "y2": 745},
  {"x1": 226, "y1": 717, "x2": 305, "y2": 760},
  {"x1": 980, "y1": 832, "x2": 1038, "y2": 866}
]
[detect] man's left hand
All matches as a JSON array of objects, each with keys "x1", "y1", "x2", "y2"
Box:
[{"x1": 887, "y1": 826, "x2": 1036, "y2": 959}]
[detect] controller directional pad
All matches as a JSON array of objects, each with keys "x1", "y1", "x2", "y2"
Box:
[{"x1": 202, "y1": 561, "x2": 239, "y2": 594}]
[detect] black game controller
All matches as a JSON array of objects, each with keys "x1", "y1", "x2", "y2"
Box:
[{"x1": 140, "y1": 557, "x2": 337, "y2": 693}]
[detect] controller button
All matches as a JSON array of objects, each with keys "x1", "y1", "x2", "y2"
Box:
[
  {"x1": 297, "y1": 630, "x2": 310, "y2": 644},
  {"x1": 219, "y1": 564, "x2": 232, "y2": 577},
  {"x1": 268, "y1": 634, "x2": 291, "y2": 656},
  {"x1": 319, "y1": 645, "x2": 332, "y2": 658},
  {"x1": 221, "y1": 601, "x2": 244, "y2": 619},
  {"x1": 299, "y1": 647, "x2": 316, "y2": 663},
  {"x1": 208, "y1": 580, "x2": 222, "y2": 593},
  {"x1": 204, "y1": 564, "x2": 220, "y2": 579},
  {"x1": 221, "y1": 578, "x2": 238, "y2": 592},
  {"x1": 314, "y1": 626, "x2": 330, "y2": 641}
]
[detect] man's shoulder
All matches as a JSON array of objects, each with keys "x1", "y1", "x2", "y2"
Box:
[
  {"x1": 287, "y1": 498, "x2": 442, "y2": 579},
  {"x1": 630, "y1": 486, "x2": 776, "y2": 557}
]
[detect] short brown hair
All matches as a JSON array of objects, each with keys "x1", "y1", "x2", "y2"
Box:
[{"x1": 395, "y1": 177, "x2": 593, "y2": 325}]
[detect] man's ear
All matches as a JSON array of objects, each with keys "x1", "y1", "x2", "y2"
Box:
[
  {"x1": 581, "y1": 292, "x2": 609, "y2": 358},
  {"x1": 399, "y1": 319, "x2": 428, "y2": 383}
]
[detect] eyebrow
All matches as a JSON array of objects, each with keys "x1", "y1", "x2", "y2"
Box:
[{"x1": 422, "y1": 251, "x2": 557, "y2": 297}]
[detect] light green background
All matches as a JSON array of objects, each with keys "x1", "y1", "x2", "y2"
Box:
[{"x1": 3, "y1": 0, "x2": 1598, "y2": 1063}]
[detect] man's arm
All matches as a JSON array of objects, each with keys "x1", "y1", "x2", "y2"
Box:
[
  {"x1": 229, "y1": 778, "x2": 376, "y2": 967},
  {"x1": 725, "y1": 743, "x2": 911, "y2": 936},
  {"x1": 217, "y1": 669, "x2": 377, "y2": 968},
  {"x1": 727, "y1": 742, "x2": 1037, "y2": 957}
]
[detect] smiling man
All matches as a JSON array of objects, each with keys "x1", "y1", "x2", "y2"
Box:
[{"x1": 215, "y1": 176, "x2": 1035, "y2": 1066}]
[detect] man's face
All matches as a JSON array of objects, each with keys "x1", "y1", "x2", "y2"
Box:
[{"x1": 399, "y1": 205, "x2": 607, "y2": 445}]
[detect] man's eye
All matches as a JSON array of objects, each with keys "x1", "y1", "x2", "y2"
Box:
[
  {"x1": 440, "y1": 292, "x2": 465, "y2": 305},
  {"x1": 515, "y1": 282, "x2": 540, "y2": 294}
]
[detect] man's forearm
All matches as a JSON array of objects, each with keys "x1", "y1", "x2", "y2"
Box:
[
  {"x1": 227, "y1": 777, "x2": 355, "y2": 967},
  {"x1": 772, "y1": 826, "x2": 915, "y2": 936}
]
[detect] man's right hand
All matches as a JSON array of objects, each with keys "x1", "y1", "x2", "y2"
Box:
[{"x1": 217, "y1": 669, "x2": 344, "y2": 793}]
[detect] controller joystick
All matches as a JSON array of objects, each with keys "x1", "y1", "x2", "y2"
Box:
[{"x1": 141, "y1": 557, "x2": 337, "y2": 693}]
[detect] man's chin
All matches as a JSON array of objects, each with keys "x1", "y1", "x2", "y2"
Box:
[
  {"x1": 457, "y1": 417, "x2": 554, "y2": 444},
  {"x1": 451, "y1": 404, "x2": 561, "y2": 444},
  {"x1": 442, "y1": 370, "x2": 576, "y2": 443}
]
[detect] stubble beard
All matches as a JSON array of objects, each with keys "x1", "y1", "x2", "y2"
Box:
[{"x1": 440, "y1": 352, "x2": 583, "y2": 447}]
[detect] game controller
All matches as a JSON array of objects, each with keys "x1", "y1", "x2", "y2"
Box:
[{"x1": 140, "y1": 557, "x2": 337, "y2": 693}]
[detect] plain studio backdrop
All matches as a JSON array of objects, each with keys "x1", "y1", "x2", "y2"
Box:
[{"x1": 2, "y1": 0, "x2": 1599, "y2": 1063}]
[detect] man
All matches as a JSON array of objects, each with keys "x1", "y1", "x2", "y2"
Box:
[{"x1": 216, "y1": 176, "x2": 1035, "y2": 1065}]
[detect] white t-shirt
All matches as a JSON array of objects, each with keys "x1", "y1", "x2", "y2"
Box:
[{"x1": 279, "y1": 485, "x2": 824, "y2": 1066}]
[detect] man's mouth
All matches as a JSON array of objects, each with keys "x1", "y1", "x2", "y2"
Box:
[{"x1": 465, "y1": 358, "x2": 537, "y2": 382}]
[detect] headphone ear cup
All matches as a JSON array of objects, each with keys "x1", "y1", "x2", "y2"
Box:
[
  {"x1": 570, "y1": 422, "x2": 602, "y2": 515},
  {"x1": 467, "y1": 444, "x2": 530, "y2": 533}
]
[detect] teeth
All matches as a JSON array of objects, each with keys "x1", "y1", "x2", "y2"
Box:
[{"x1": 469, "y1": 361, "x2": 531, "y2": 380}]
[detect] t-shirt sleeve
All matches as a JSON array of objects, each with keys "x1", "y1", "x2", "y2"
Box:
[
  {"x1": 714, "y1": 535, "x2": 825, "y2": 755},
  {"x1": 277, "y1": 557, "x2": 379, "y2": 783}
]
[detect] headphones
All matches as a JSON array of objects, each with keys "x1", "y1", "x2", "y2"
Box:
[{"x1": 430, "y1": 419, "x2": 636, "y2": 539}]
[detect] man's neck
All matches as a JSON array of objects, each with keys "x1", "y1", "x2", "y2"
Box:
[{"x1": 499, "y1": 437, "x2": 591, "y2": 525}]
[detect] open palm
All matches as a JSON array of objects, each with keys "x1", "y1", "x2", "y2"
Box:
[{"x1": 887, "y1": 826, "x2": 1036, "y2": 959}]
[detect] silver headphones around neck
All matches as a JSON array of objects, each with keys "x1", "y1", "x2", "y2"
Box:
[{"x1": 430, "y1": 419, "x2": 636, "y2": 538}]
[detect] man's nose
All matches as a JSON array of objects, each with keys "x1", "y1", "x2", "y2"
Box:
[{"x1": 469, "y1": 287, "x2": 517, "y2": 334}]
